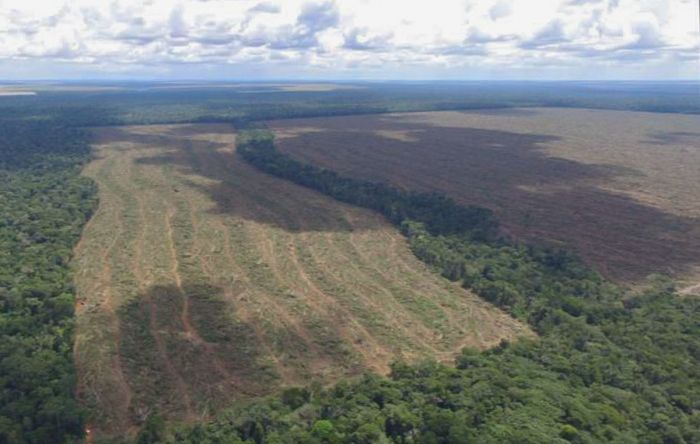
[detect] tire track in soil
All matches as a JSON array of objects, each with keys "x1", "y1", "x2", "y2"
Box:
[
  {"x1": 311, "y1": 230, "x2": 443, "y2": 356},
  {"x1": 225, "y1": 288, "x2": 298, "y2": 385},
  {"x1": 192, "y1": 142, "x2": 385, "y2": 376},
  {"x1": 198, "y1": 145, "x2": 397, "y2": 372},
  {"x1": 177, "y1": 194, "x2": 245, "y2": 388},
  {"x1": 215, "y1": 222, "x2": 311, "y2": 384},
  {"x1": 242, "y1": 182, "x2": 395, "y2": 370},
  {"x1": 340, "y1": 208, "x2": 532, "y2": 349},
  {"x1": 346, "y1": 220, "x2": 533, "y2": 348},
  {"x1": 339, "y1": 217, "x2": 495, "y2": 352},
  {"x1": 192, "y1": 143, "x2": 337, "y2": 376},
  {"x1": 342, "y1": 226, "x2": 459, "y2": 335},
  {"x1": 173, "y1": 142, "x2": 290, "y2": 394},
  {"x1": 246, "y1": 224, "x2": 377, "y2": 372},
  {"x1": 285, "y1": 237, "x2": 392, "y2": 372},
  {"x1": 203, "y1": 133, "x2": 507, "y2": 364},
  {"x1": 206, "y1": 146, "x2": 392, "y2": 372},
  {"x1": 156, "y1": 205, "x2": 196, "y2": 418},
  {"x1": 282, "y1": 219, "x2": 393, "y2": 368},
  {"x1": 131, "y1": 184, "x2": 194, "y2": 420},
  {"x1": 197, "y1": 138, "x2": 365, "y2": 382},
  {"x1": 126, "y1": 144, "x2": 197, "y2": 420}
]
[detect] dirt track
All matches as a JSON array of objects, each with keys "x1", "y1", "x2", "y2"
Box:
[{"x1": 72, "y1": 123, "x2": 532, "y2": 438}]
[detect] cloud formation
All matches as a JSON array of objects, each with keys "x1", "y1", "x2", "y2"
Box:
[{"x1": 0, "y1": 0, "x2": 697, "y2": 79}]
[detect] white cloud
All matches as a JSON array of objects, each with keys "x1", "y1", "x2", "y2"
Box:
[{"x1": 0, "y1": 0, "x2": 697, "y2": 79}]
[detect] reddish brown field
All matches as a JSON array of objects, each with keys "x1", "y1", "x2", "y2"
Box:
[{"x1": 269, "y1": 108, "x2": 700, "y2": 288}]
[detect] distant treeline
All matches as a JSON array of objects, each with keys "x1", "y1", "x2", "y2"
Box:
[
  {"x1": 159, "y1": 129, "x2": 700, "y2": 443},
  {"x1": 1, "y1": 81, "x2": 698, "y2": 129},
  {"x1": 0, "y1": 120, "x2": 97, "y2": 443}
]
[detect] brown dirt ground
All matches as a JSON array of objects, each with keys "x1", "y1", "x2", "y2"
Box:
[
  {"x1": 72, "y1": 123, "x2": 532, "y2": 439},
  {"x1": 269, "y1": 108, "x2": 700, "y2": 289}
]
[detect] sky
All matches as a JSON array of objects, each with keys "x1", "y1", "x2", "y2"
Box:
[{"x1": 0, "y1": 0, "x2": 698, "y2": 81}]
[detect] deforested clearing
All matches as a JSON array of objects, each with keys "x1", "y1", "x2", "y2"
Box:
[
  {"x1": 269, "y1": 108, "x2": 700, "y2": 288},
  {"x1": 72, "y1": 123, "x2": 531, "y2": 438}
]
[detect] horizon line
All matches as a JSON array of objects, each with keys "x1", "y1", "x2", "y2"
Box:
[{"x1": 2, "y1": 79, "x2": 699, "y2": 84}]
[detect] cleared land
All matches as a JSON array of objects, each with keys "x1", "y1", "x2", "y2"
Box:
[
  {"x1": 72, "y1": 123, "x2": 531, "y2": 438},
  {"x1": 138, "y1": 82, "x2": 361, "y2": 92},
  {"x1": 269, "y1": 108, "x2": 700, "y2": 288},
  {"x1": 0, "y1": 86, "x2": 36, "y2": 96}
]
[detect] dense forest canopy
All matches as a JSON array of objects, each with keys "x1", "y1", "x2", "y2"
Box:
[
  {"x1": 0, "y1": 118, "x2": 97, "y2": 443},
  {"x1": 0, "y1": 84, "x2": 698, "y2": 443},
  {"x1": 0, "y1": 81, "x2": 698, "y2": 128}
]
